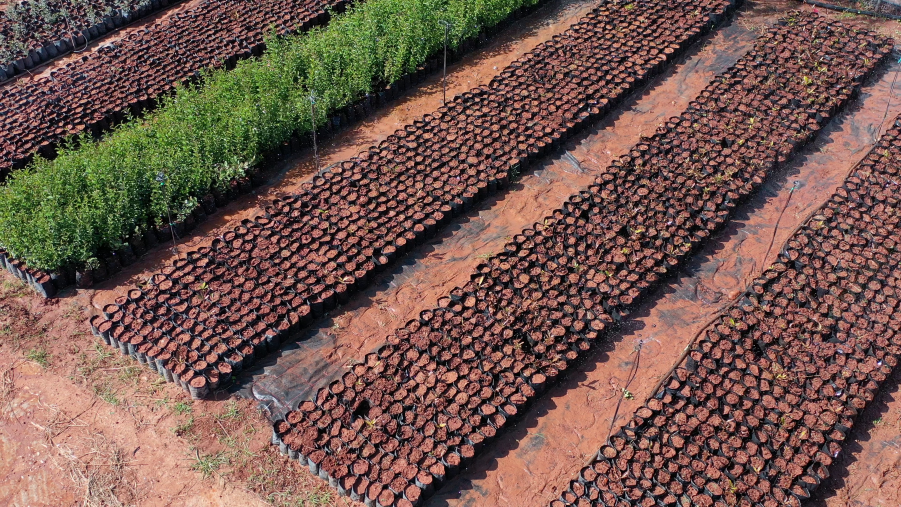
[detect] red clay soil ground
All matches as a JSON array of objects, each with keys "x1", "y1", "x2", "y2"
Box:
[
  {"x1": 0, "y1": 273, "x2": 351, "y2": 506},
  {"x1": 3, "y1": 1, "x2": 901, "y2": 506},
  {"x1": 0, "y1": 279, "x2": 274, "y2": 506}
]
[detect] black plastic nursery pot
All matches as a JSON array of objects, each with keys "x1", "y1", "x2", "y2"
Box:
[
  {"x1": 88, "y1": 0, "x2": 748, "y2": 406},
  {"x1": 557, "y1": 116, "x2": 901, "y2": 507},
  {"x1": 273, "y1": 11, "x2": 893, "y2": 507}
]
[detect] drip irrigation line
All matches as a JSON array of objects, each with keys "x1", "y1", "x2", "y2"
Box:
[
  {"x1": 800, "y1": 0, "x2": 901, "y2": 20},
  {"x1": 645, "y1": 291, "x2": 745, "y2": 400},
  {"x1": 73, "y1": 34, "x2": 91, "y2": 54},
  {"x1": 762, "y1": 180, "x2": 800, "y2": 267},
  {"x1": 67, "y1": 15, "x2": 92, "y2": 54},
  {"x1": 605, "y1": 342, "x2": 642, "y2": 443},
  {"x1": 646, "y1": 146, "x2": 873, "y2": 402},
  {"x1": 875, "y1": 54, "x2": 901, "y2": 142}
]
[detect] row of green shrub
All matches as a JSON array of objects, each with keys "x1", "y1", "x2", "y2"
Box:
[{"x1": 0, "y1": 0, "x2": 540, "y2": 271}]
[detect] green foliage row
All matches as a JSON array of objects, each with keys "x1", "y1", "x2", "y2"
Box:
[{"x1": 0, "y1": 0, "x2": 540, "y2": 271}]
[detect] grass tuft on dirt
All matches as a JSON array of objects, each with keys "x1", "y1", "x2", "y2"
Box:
[{"x1": 25, "y1": 347, "x2": 50, "y2": 367}]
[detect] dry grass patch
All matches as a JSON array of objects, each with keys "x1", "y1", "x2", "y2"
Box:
[
  {"x1": 0, "y1": 360, "x2": 17, "y2": 417},
  {"x1": 53, "y1": 433, "x2": 141, "y2": 507}
]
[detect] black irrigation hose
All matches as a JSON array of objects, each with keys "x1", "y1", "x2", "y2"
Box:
[
  {"x1": 761, "y1": 180, "x2": 800, "y2": 267},
  {"x1": 800, "y1": 0, "x2": 901, "y2": 21},
  {"x1": 645, "y1": 291, "x2": 745, "y2": 401},
  {"x1": 605, "y1": 343, "x2": 642, "y2": 443},
  {"x1": 646, "y1": 138, "x2": 876, "y2": 404}
]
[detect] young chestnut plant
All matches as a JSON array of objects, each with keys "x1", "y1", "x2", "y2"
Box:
[{"x1": 0, "y1": 0, "x2": 541, "y2": 272}]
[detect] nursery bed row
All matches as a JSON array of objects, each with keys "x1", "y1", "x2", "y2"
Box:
[
  {"x1": 0, "y1": 0, "x2": 345, "y2": 173},
  {"x1": 554, "y1": 116, "x2": 901, "y2": 507},
  {"x1": 269, "y1": 14, "x2": 892, "y2": 507},
  {"x1": 0, "y1": 0, "x2": 186, "y2": 81},
  {"x1": 85, "y1": 0, "x2": 741, "y2": 389},
  {"x1": 2, "y1": 0, "x2": 561, "y2": 297}
]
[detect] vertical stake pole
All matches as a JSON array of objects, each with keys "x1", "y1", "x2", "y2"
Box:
[
  {"x1": 310, "y1": 93, "x2": 320, "y2": 173},
  {"x1": 439, "y1": 21, "x2": 451, "y2": 105}
]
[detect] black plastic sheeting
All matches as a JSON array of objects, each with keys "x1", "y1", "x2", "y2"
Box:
[
  {"x1": 233, "y1": 2, "x2": 764, "y2": 421},
  {"x1": 232, "y1": 8, "x2": 901, "y2": 505}
]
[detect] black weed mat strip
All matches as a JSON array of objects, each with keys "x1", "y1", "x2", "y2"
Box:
[
  {"x1": 92, "y1": 0, "x2": 739, "y2": 399},
  {"x1": 274, "y1": 13, "x2": 894, "y2": 507},
  {"x1": 551, "y1": 128, "x2": 901, "y2": 505}
]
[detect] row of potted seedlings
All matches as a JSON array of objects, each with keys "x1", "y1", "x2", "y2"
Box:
[
  {"x1": 0, "y1": 159, "x2": 270, "y2": 297},
  {"x1": 0, "y1": 0, "x2": 346, "y2": 173},
  {"x1": 86, "y1": 0, "x2": 742, "y2": 393},
  {"x1": 271, "y1": 14, "x2": 893, "y2": 507},
  {"x1": 0, "y1": 0, "x2": 186, "y2": 81},
  {"x1": 6, "y1": 0, "x2": 569, "y2": 297},
  {"x1": 555, "y1": 117, "x2": 901, "y2": 507}
]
